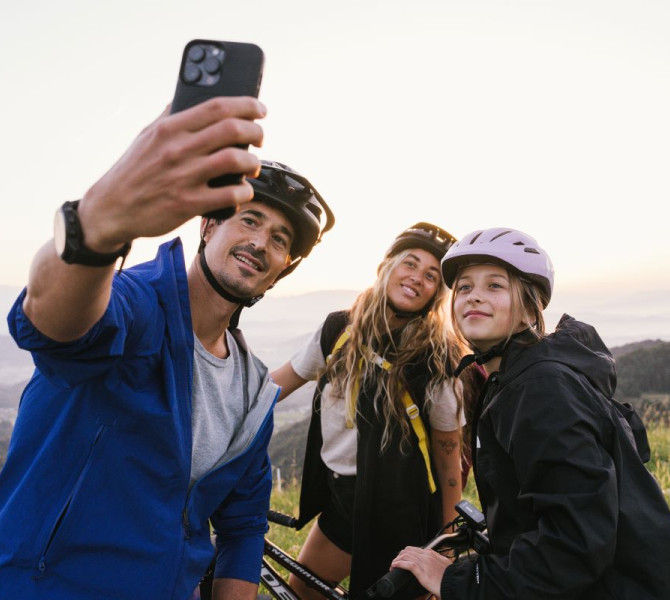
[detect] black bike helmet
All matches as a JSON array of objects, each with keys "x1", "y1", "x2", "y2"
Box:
[
  {"x1": 250, "y1": 160, "x2": 335, "y2": 263},
  {"x1": 385, "y1": 222, "x2": 457, "y2": 262}
]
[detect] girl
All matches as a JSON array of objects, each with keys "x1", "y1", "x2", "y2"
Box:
[
  {"x1": 391, "y1": 227, "x2": 670, "y2": 599},
  {"x1": 272, "y1": 223, "x2": 476, "y2": 599}
]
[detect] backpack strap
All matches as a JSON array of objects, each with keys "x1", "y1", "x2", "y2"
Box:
[
  {"x1": 328, "y1": 328, "x2": 437, "y2": 493},
  {"x1": 402, "y1": 393, "x2": 437, "y2": 493},
  {"x1": 327, "y1": 327, "x2": 352, "y2": 363}
]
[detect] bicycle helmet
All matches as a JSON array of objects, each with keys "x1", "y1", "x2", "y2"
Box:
[
  {"x1": 250, "y1": 160, "x2": 335, "y2": 262},
  {"x1": 441, "y1": 227, "x2": 554, "y2": 306},
  {"x1": 385, "y1": 222, "x2": 457, "y2": 262}
]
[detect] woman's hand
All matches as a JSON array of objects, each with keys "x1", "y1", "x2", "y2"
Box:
[{"x1": 390, "y1": 546, "x2": 452, "y2": 598}]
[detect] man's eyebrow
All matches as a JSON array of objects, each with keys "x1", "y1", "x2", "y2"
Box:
[
  {"x1": 238, "y1": 208, "x2": 265, "y2": 219},
  {"x1": 239, "y1": 207, "x2": 294, "y2": 240}
]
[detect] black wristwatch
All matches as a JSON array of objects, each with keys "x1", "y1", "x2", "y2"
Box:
[{"x1": 54, "y1": 200, "x2": 131, "y2": 266}]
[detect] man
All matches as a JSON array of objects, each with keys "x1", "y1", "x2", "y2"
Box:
[{"x1": 0, "y1": 97, "x2": 334, "y2": 600}]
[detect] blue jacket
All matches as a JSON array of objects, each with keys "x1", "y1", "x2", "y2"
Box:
[{"x1": 0, "y1": 239, "x2": 278, "y2": 600}]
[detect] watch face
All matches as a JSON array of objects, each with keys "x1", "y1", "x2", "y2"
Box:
[{"x1": 54, "y1": 207, "x2": 67, "y2": 256}]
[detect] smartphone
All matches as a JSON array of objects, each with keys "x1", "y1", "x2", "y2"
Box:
[{"x1": 171, "y1": 39, "x2": 264, "y2": 220}]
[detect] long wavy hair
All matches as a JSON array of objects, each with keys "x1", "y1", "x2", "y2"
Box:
[{"x1": 324, "y1": 249, "x2": 465, "y2": 452}]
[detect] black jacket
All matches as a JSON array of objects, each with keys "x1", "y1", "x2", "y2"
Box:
[
  {"x1": 442, "y1": 315, "x2": 670, "y2": 599},
  {"x1": 298, "y1": 311, "x2": 443, "y2": 599}
]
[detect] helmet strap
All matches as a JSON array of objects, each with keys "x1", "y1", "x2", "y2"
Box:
[
  {"x1": 454, "y1": 340, "x2": 507, "y2": 377},
  {"x1": 386, "y1": 298, "x2": 430, "y2": 320},
  {"x1": 198, "y1": 249, "x2": 264, "y2": 308}
]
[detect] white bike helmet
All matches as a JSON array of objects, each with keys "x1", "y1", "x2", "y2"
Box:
[{"x1": 441, "y1": 227, "x2": 554, "y2": 306}]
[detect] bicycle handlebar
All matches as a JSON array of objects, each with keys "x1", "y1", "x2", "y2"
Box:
[
  {"x1": 369, "y1": 529, "x2": 470, "y2": 598},
  {"x1": 267, "y1": 509, "x2": 299, "y2": 529}
]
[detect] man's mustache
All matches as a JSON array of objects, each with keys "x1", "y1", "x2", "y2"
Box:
[{"x1": 231, "y1": 244, "x2": 269, "y2": 271}]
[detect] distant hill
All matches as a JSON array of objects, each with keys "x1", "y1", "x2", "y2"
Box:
[
  {"x1": 611, "y1": 339, "x2": 668, "y2": 359},
  {"x1": 615, "y1": 340, "x2": 670, "y2": 399},
  {"x1": 268, "y1": 415, "x2": 311, "y2": 486}
]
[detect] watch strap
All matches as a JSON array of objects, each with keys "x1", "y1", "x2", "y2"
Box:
[{"x1": 59, "y1": 200, "x2": 132, "y2": 267}]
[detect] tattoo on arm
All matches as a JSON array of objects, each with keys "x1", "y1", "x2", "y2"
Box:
[
  {"x1": 448, "y1": 478, "x2": 458, "y2": 488},
  {"x1": 437, "y1": 438, "x2": 459, "y2": 456}
]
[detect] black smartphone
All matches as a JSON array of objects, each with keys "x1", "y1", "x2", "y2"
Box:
[{"x1": 171, "y1": 39, "x2": 264, "y2": 220}]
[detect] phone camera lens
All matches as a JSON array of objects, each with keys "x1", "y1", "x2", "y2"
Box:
[
  {"x1": 187, "y1": 45, "x2": 206, "y2": 63},
  {"x1": 183, "y1": 64, "x2": 201, "y2": 84},
  {"x1": 203, "y1": 57, "x2": 221, "y2": 75}
]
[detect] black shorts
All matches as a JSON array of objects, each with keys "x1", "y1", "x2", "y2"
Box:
[{"x1": 317, "y1": 469, "x2": 356, "y2": 554}]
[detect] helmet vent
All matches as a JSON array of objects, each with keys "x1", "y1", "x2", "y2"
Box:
[
  {"x1": 470, "y1": 231, "x2": 483, "y2": 244},
  {"x1": 524, "y1": 247, "x2": 540, "y2": 254},
  {"x1": 490, "y1": 230, "x2": 512, "y2": 242}
]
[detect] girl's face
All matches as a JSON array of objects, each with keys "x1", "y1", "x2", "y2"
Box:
[
  {"x1": 453, "y1": 263, "x2": 520, "y2": 351},
  {"x1": 386, "y1": 248, "x2": 441, "y2": 314}
]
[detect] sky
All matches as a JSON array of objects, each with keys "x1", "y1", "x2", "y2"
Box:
[{"x1": 1, "y1": 0, "x2": 669, "y2": 317}]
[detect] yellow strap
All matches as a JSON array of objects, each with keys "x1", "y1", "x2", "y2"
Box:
[
  {"x1": 327, "y1": 328, "x2": 352, "y2": 362},
  {"x1": 327, "y1": 328, "x2": 437, "y2": 493},
  {"x1": 403, "y1": 393, "x2": 437, "y2": 493}
]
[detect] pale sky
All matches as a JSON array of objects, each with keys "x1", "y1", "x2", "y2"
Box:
[{"x1": 2, "y1": 0, "x2": 669, "y2": 306}]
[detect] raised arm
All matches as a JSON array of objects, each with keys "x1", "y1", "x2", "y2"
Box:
[
  {"x1": 23, "y1": 97, "x2": 265, "y2": 342},
  {"x1": 271, "y1": 361, "x2": 308, "y2": 401}
]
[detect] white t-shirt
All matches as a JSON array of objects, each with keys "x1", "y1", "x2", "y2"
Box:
[{"x1": 290, "y1": 323, "x2": 465, "y2": 476}]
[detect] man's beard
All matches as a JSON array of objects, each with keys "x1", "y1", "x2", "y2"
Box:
[{"x1": 214, "y1": 270, "x2": 257, "y2": 299}]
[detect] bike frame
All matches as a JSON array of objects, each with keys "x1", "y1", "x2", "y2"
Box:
[{"x1": 261, "y1": 538, "x2": 348, "y2": 600}]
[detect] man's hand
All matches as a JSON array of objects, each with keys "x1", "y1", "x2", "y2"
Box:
[
  {"x1": 77, "y1": 96, "x2": 266, "y2": 253},
  {"x1": 23, "y1": 96, "x2": 265, "y2": 342},
  {"x1": 390, "y1": 546, "x2": 452, "y2": 598}
]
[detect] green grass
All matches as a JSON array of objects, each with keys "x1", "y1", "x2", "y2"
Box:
[{"x1": 647, "y1": 423, "x2": 670, "y2": 504}]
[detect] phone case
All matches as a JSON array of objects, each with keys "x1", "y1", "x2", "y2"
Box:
[{"x1": 171, "y1": 40, "x2": 264, "y2": 219}]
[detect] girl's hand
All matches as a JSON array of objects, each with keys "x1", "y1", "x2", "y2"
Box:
[{"x1": 390, "y1": 546, "x2": 452, "y2": 598}]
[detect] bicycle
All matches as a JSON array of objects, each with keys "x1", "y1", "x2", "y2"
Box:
[{"x1": 198, "y1": 500, "x2": 489, "y2": 600}]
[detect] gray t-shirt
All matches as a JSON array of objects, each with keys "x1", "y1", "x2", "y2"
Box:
[{"x1": 190, "y1": 331, "x2": 247, "y2": 484}]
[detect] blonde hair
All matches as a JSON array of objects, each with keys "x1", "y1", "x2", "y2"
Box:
[
  {"x1": 325, "y1": 249, "x2": 465, "y2": 452},
  {"x1": 450, "y1": 264, "x2": 547, "y2": 349}
]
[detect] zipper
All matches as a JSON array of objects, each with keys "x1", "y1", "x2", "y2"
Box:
[
  {"x1": 34, "y1": 425, "x2": 106, "y2": 579},
  {"x1": 471, "y1": 374, "x2": 499, "y2": 515}
]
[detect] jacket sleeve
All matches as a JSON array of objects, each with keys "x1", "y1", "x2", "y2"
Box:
[
  {"x1": 210, "y1": 415, "x2": 273, "y2": 583},
  {"x1": 443, "y1": 370, "x2": 618, "y2": 599},
  {"x1": 7, "y1": 274, "x2": 153, "y2": 387}
]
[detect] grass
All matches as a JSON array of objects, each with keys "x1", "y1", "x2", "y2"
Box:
[{"x1": 647, "y1": 423, "x2": 670, "y2": 504}]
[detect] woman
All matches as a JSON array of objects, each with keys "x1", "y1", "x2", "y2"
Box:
[
  {"x1": 272, "y1": 223, "x2": 474, "y2": 600},
  {"x1": 391, "y1": 227, "x2": 670, "y2": 599}
]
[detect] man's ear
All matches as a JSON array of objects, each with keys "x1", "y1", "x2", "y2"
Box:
[{"x1": 200, "y1": 218, "x2": 216, "y2": 244}]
